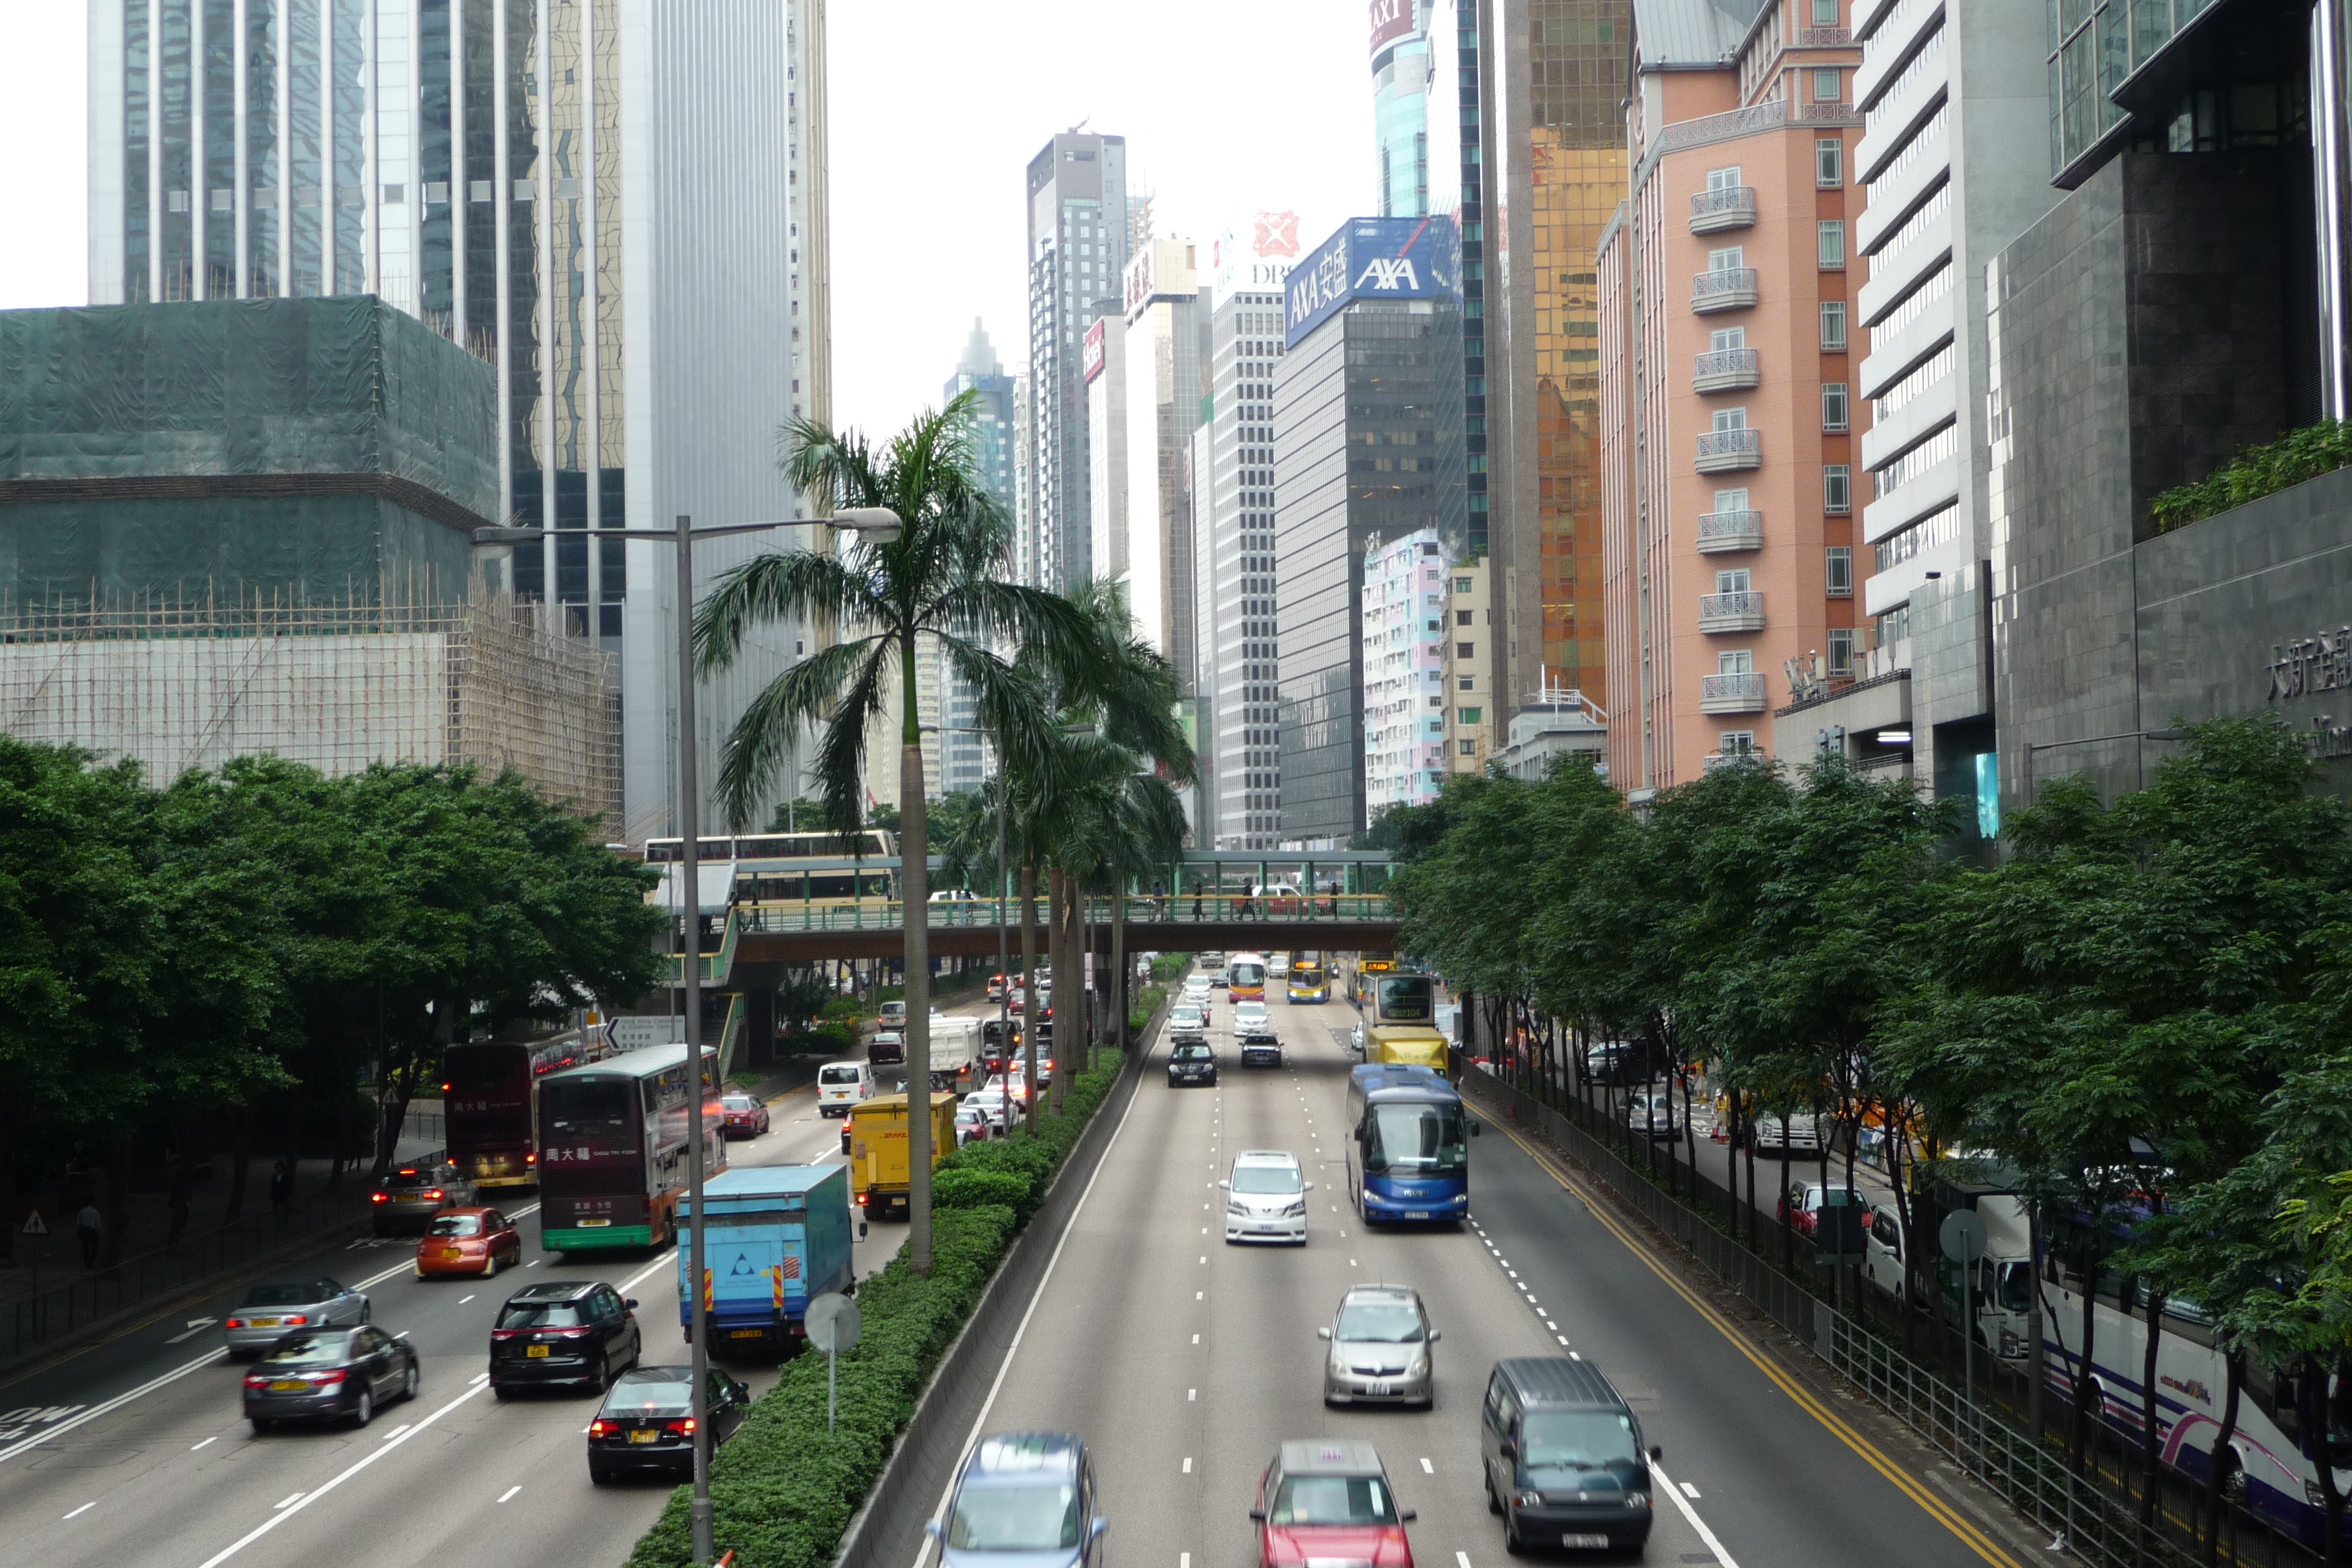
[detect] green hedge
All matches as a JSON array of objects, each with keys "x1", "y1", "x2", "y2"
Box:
[
  {"x1": 625, "y1": 1044, "x2": 1128, "y2": 1568},
  {"x1": 2149, "y1": 418, "x2": 2352, "y2": 532}
]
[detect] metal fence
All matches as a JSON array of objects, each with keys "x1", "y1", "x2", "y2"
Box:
[{"x1": 1464, "y1": 1072, "x2": 2253, "y2": 1568}]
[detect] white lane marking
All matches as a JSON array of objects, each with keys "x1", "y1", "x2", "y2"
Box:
[
  {"x1": 1182, "y1": 1456, "x2": 1193, "y2": 1473},
  {"x1": 1555, "y1": 1335, "x2": 1570, "y2": 1346},
  {"x1": 272, "y1": 1493, "x2": 304, "y2": 1510},
  {"x1": 1181, "y1": 1555, "x2": 1191, "y2": 1568},
  {"x1": 469, "y1": 1372, "x2": 490, "y2": 1386},
  {"x1": 1188, "y1": 1389, "x2": 1197, "y2": 1401},
  {"x1": 196, "y1": 1379, "x2": 494, "y2": 1568},
  {"x1": 1680, "y1": 1480, "x2": 1701, "y2": 1499},
  {"x1": 354, "y1": 1255, "x2": 424, "y2": 1291},
  {"x1": 524, "y1": 1259, "x2": 540, "y2": 1267},
  {"x1": 166, "y1": 1319, "x2": 219, "y2": 1344},
  {"x1": 1199, "y1": 1256, "x2": 1206, "y2": 1264},
  {"x1": 914, "y1": 1050, "x2": 1150, "y2": 1568},
  {"x1": 64, "y1": 1501, "x2": 97, "y2": 1519},
  {"x1": 1200, "y1": 1227, "x2": 1207, "y2": 1235},
  {"x1": 1651, "y1": 1460, "x2": 1740, "y2": 1568},
  {"x1": 1195, "y1": 1291, "x2": 1203, "y2": 1300},
  {"x1": 497, "y1": 1485, "x2": 522, "y2": 1503},
  {"x1": 1191, "y1": 1334, "x2": 1199, "y2": 1345},
  {"x1": 621, "y1": 1252, "x2": 675, "y2": 1291},
  {"x1": 378, "y1": 1423, "x2": 411, "y2": 1442},
  {"x1": 458, "y1": 1295, "x2": 476, "y2": 1304},
  {"x1": 191, "y1": 1436, "x2": 219, "y2": 1451},
  {"x1": 0, "y1": 1348, "x2": 226, "y2": 1464},
  {"x1": 1350, "y1": 1259, "x2": 1357, "y2": 1267},
  {"x1": 1456, "y1": 1553, "x2": 1473, "y2": 1568}
]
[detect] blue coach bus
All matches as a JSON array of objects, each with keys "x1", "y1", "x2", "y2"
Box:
[{"x1": 1344, "y1": 1066, "x2": 1476, "y2": 1224}]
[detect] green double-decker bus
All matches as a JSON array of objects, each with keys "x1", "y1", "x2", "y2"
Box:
[{"x1": 536, "y1": 1044, "x2": 722, "y2": 1251}]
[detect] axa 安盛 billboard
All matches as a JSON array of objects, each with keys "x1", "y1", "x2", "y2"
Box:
[{"x1": 1284, "y1": 215, "x2": 1460, "y2": 349}]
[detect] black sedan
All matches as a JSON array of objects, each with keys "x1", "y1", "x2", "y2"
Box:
[
  {"x1": 587, "y1": 1365, "x2": 752, "y2": 1482},
  {"x1": 1167, "y1": 1041, "x2": 1218, "y2": 1087},
  {"x1": 242, "y1": 1326, "x2": 419, "y2": 1431}
]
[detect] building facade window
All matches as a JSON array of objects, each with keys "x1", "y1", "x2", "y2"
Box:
[
  {"x1": 1719, "y1": 730, "x2": 1757, "y2": 755},
  {"x1": 1816, "y1": 137, "x2": 1844, "y2": 187},
  {"x1": 1828, "y1": 627, "x2": 1857, "y2": 673},
  {"x1": 1818, "y1": 220, "x2": 1846, "y2": 270},
  {"x1": 1824, "y1": 465, "x2": 1852, "y2": 513},
  {"x1": 1459, "y1": 707, "x2": 1481, "y2": 724},
  {"x1": 1707, "y1": 165, "x2": 1743, "y2": 192},
  {"x1": 1820, "y1": 301, "x2": 1848, "y2": 350},
  {"x1": 1826, "y1": 545, "x2": 1853, "y2": 596},
  {"x1": 1812, "y1": 68, "x2": 1841, "y2": 102},
  {"x1": 1712, "y1": 407, "x2": 1749, "y2": 432},
  {"x1": 1812, "y1": 0, "x2": 1839, "y2": 23},
  {"x1": 1822, "y1": 383, "x2": 1849, "y2": 432}
]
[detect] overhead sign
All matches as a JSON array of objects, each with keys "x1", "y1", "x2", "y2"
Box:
[
  {"x1": 1124, "y1": 247, "x2": 1155, "y2": 319},
  {"x1": 1369, "y1": 0, "x2": 1420, "y2": 58},
  {"x1": 1285, "y1": 215, "x2": 1461, "y2": 348},
  {"x1": 1082, "y1": 318, "x2": 1108, "y2": 383},
  {"x1": 609, "y1": 1015, "x2": 686, "y2": 1052}
]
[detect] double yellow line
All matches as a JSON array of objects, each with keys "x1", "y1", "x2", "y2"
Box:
[{"x1": 1491, "y1": 1118, "x2": 2025, "y2": 1568}]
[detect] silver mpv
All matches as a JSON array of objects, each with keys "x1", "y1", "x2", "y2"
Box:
[{"x1": 1320, "y1": 1284, "x2": 1438, "y2": 1408}]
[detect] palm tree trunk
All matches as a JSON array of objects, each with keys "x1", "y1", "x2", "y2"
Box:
[
  {"x1": 899, "y1": 634, "x2": 933, "y2": 1276},
  {"x1": 1112, "y1": 893, "x2": 1129, "y2": 1056},
  {"x1": 1048, "y1": 869, "x2": 1075, "y2": 1111},
  {"x1": 1020, "y1": 861, "x2": 1040, "y2": 1134}
]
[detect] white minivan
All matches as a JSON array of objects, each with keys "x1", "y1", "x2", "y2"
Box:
[{"x1": 817, "y1": 1059, "x2": 875, "y2": 1117}]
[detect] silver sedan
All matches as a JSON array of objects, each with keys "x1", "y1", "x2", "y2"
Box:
[
  {"x1": 223, "y1": 1275, "x2": 371, "y2": 1356},
  {"x1": 1320, "y1": 1283, "x2": 1438, "y2": 1408}
]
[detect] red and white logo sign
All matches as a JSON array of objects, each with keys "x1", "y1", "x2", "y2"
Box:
[
  {"x1": 1255, "y1": 211, "x2": 1301, "y2": 260},
  {"x1": 1368, "y1": 0, "x2": 1417, "y2": 57},
  {"x1": 1082, "y1": 319, "x2": 1106, "y2": 383}
]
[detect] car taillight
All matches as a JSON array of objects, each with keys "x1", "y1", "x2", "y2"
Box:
[
  {"x1": 283, "y1": 1314, "x2": 309, "y2": 1326},
  {"x1": 309, "y1": 1369, "x2": 348, "y2": 1385},
  {"x1": 424, "y1": 1189, "x2": 444, "y2": 1200},
  {"x1": 243, "y1": 1374, "x2": 268, "y2": 1388},
  {"x1": 856, "y1": 1193, "x2": 869, "y2": 1207},
  {"x1": 225, "y1": 1318, "x2": 245, "y2": 1329},
  {"x1": 550, "y1": 1326, "x2": 593, "y2": 1339},
  {"x1": 493, "y1": 1328, "x2": 523, "y2": 1340},
  {"x1": 589, "y1": 1420, "x2": 614, "y2": 1438},
  {"x1": 526, "y1": 1153, "x2": 537, "y2": 1165},
  {"x1": 371, "y1": 1193, "x2": 388, "y2": 1203},
  {"x1": 665, "y1": 1418, "x2": 697, "y2": 1436}
]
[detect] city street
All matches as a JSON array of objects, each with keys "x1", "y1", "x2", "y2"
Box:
[
  {"x1": 934, "y1": 975, "x2": 2024, "y2": 1568},
  {"x1": 0, "y1": 1067, "x2": 899, "y2": 1568}
]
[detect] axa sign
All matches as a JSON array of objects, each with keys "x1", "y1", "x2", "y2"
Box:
[{"x1": 1284, "y1": 215, "x2": 1459, "y2": 348}]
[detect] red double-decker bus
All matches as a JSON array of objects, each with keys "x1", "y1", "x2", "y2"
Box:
[{"x1": 442, "y1": 1034, "x2": 607, "y2": 1190}]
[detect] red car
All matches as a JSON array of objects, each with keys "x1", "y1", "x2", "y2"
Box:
[
  {"x1": 415, "y1": 1206, "x2": 523, "y2": 1278},
  {"x1": 720, "y1": 1092, "x2": 771, "y2": 1138},
  {"x1": 1777, "y1": 1179, "x2": 1864, "y2": 1236},
  {"x1": 1252, "y1": 1441, "x2": 1416, "y2": 1568}
]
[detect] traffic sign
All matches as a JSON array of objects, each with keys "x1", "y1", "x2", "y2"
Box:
[
  {"x1": 19, "y1": 1209, "x2": 46, "y2": 1237},
  {"x1": 1939, "y1": 1209, "x2": 1987, "y2": 1264},
  {"x1": 807, "y1": 1292, "x2": 861, "y2": 1353}
]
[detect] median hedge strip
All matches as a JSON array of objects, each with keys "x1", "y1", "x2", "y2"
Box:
[{"x1": 625, "y1": 1040, "x2": 1134, "y2": 1568}]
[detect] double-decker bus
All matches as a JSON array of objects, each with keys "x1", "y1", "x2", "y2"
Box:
[
  {"x1": 536, "y1": 1043, "x2": 723, "y2": 1253},
  {"x1": 1344, "y1": 1067, "x2": 1473, "y2": 1224},
  {"x1": 1227, "y1": 952, "x2": 1269, "y2": 1003},
  {"x1": 1365, "y1": 972, "x2": 1449, "y2": 1077},
  {"x1": 645, "y1": 830, "x2": 900, "y2": 903},
  {"x1": 1287, "y1": 951, "x2": 1328, "y2": 1004},
  {"x1": 1345, "y1": 952, "x2": 1396, "y2": 1006},
  {"x1": 441, "y1": 1032, "x2": 612, "y2": 1189}
]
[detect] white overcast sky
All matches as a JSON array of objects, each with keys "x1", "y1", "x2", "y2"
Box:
[{"x1": 0, "y1": 0, "x2": 1377, "y2": 441}]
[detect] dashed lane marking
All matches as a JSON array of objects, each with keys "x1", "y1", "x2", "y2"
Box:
[
  {"x1": 1420, "y1": 1457, "x2": 1434, "y2": 1473},
  {"x1": 1680, "y1": 1481, "x2": 1701, "y2": 1500},
  {"x1": 190, "y1": 1436, "x2": 218, "y2": 1451},
  {"x1": 1183, "y1": 1457, "x2": 1193, "y2": 1473},
  {"x1": 64, "y1": 1501, "x2": 96, "y2": 1520},
  {"x1": 497, "y1": 1485, "x2": 522, "y2": 1503},
  {"x1": 1650, "y1": 1459, "x2": 1739, "y2": 1568},
  {"x1": 0, "y1": 1349, "x2": 225, "y2": 1464}
]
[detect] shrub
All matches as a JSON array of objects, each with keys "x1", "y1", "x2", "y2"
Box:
[
  {"x1": 2150, "y1": 418, "x2": 2352, "y2": 532},
  {"x1": 932, "y1": 1167, "x2": 1031, "y2": 1212}
]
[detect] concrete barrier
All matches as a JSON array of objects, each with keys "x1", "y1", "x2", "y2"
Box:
[{"x1": 830, "y1": 1011, "x2": 1159, "y2": 1568}]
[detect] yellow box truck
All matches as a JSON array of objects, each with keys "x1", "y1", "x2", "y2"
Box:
[{"x1": 847, "y1": 1091, "x2": 958, "y2": 1219}]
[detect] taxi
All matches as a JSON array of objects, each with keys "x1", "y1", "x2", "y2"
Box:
[
  {"x1": 720, "y1": 1092, "x2": 772, "y2": 1138},
  {"x1": 416, "y1": 1206, "x2": 522, "y2": 1278},
  {"x1": 1251, "y1": 1440, "x2": 1416, "y2": 1568}
]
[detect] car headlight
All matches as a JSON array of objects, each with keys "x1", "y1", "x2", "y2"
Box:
[
  {"x1": 1628, "y1": 1492, "x2": 1651, "y2": 1510},
  {"x1": 1283, "y1": 1200, "x2": 1307, "y2": 1217},
  {"x1": 1228, "y1": 1201, "x2": 1249, "y2": 1216},
  {"x1": 1512, "y1": 1490, "x2": 1544, "y2": 1508},
  {"x1": 1408, "y1": 1353, "x2": 1428, "y2": 1377},
  {"x1": 1330, "y1": 1349, "x2": 1349, "y2": 1373}
]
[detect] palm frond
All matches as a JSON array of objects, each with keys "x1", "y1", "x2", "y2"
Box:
[
  {"x1": 712, "y1": 634, "x2": 892, "y2": 828},
  {"x1": 695, "y1": 549, "x2": 882, "y2": 677}
]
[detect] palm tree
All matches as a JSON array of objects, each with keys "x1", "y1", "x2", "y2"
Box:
[{"x1": 693, "y1": 392, "x2": 1097, "y2": 1273}]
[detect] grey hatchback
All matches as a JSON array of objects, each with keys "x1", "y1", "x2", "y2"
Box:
[
  {"x1": 1320, "y1": 1285, "x2": 1438, "y2": 1407},
  {"x1": 928, "y1": 1432, "x2": 1109, "y2": 1568}
]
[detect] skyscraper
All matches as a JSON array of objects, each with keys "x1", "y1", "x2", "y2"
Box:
[
  {"x1": 1025, "y1": 131, "x2": 1130, "y2": 591},
  {"x1": 1275, "y1": 217, "x2": 1466, "y2": 846},
  {"x1": 84, "y1": 0, "x2": 829, "y2": 839},
  {"x1": 937, "y1": 318, "x2": 1018, "y2": 797},
  {"x1": 1120, "y1": 237, "x2": 1207, "y2": 684}
]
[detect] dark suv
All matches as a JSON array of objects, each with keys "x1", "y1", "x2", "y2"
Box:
[
  {"x1": 489, "y1": 1281, "x2": 643, "y2": 1396},
  {"x1": 1480, "y1": 1357, "x2": 1660, "y2": 1555}
]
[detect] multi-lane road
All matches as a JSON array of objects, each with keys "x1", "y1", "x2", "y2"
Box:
[
  {"x1": 0, "y1": 1065, "x2": 897, "y2": 1568},
  {"x1": 3, "y1": 976, "x2": 2040, "y2": 1568}
]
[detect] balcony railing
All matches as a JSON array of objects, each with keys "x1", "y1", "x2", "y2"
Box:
[
  {"x1": 1700, "y1": 671, "x2": 1769, "y2": 712},
  {"x1": 1698, "y1": 590, "x2": 1767, "y2": 632},
  {"x1": 1692, "y1": 266, "x2": 1759, "y2": 313},
  {"x1": 1798, "y1": 26, "x2": 1852, "y2": 45},
  {"x1": 1693, "y1": 346, "x2": 1761, "y2": 392},
  {"x1": 1695, "y1": 428, "x2": 1762, "y2": 472},
  {"x1": 1689, "y1": 186, "x2": 1757, "y2": 234},
  {"x1": 1695, "y1": 509, "x2": 1763, "y2": 552}
]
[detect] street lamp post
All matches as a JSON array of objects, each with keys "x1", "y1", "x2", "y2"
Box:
[
  {"x1": 2022, "y1": 727, "x2": 2189, "y2": 802},
  {"x1": 474, "y1": 505, "x2": 900, "y2": 1566}
]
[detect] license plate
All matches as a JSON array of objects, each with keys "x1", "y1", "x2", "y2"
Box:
[
  {"x1": 443, "y1": 1248, "x2": 465, "y2": 1259},
  {"x1": 730, "y1": 1328, "x2": 764, "y2": 1340},
  {"x1": 252, "y1": 1318, "x2": 281, "y2": 1328},
  {"x1": 1562, "y1": 1536, "x2": 1610, "y2": 1549},
  {"x1": 526, "y1": 1344, "x2": 551, "y2": 1357},
  {"x1": 579, "y1": 1218, "x2": 611, "y2": 1228},
  {"x1": 269, "y1": 1379, "x2": 307, "y2": 1392},
  {"x1": 629, "y1": 1429, "x2": 660, "y2": 1444},
  {"x1": 1406, "y1": 1210, "x2": 1430, "y2": 1220},
  {"x1": 1367, "y1": 1382, "x2": 1393, "y2": 1396}
]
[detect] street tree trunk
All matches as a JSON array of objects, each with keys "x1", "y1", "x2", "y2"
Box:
[
  {"x1": 2198, "y1": 1349, "x2": 2245, "y2": 1564},
  {"x1": 1112, "y1": 893, "x2": 1129, "y2": 1055},
  {"x1": 1020, "y1": 861, "x2": 1040, "y2": 1134},
  {"x1": 900, "y1": 643, "x2": 934, "y2": 1274},
  {"x1": 2140, "y1": 1287, "x2": 2167, "y2": 1528},
  {"x1": 2069, "y1": 1264, "x2": 2101, "y2": 1474}
]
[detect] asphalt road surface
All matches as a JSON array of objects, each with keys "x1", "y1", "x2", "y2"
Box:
[
  {"x1": 0, "y1": 1065, "x2": 903, "y2": 1568},
  {"x1": 912, "y1": 971, "x2": 2028, "y2": 1568}
]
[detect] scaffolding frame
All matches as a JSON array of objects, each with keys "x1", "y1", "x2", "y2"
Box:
[{"x1": 0, "y1": 576, "x2": 620, "y2": 831}]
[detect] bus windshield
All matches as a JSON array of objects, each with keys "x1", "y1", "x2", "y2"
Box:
[
  {"x1": 445, "y1": 1046, "x2": 527, "y2": 1093},
  {"x1": 1362, "y1": 1101, "x2": 1467, "y2": 1175},
  {"x1": 1375, "y1": 977, "x2": 1434, "y2": 1022},
  {"x1": 1230, "y1": 961, "x2": 1267, "y2": 989},
  {"x1": 543, "y1": 1078, "x2": 634, "y2": 1139}
]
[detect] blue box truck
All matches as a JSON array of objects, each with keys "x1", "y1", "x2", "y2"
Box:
[{"x1": 676, "y1": 1165, "x2": 855, "y2": 1353}]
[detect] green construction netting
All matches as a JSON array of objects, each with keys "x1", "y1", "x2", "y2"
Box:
[{"x1": 0, "y1": 296, "x2": 497, "y2": 520}]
